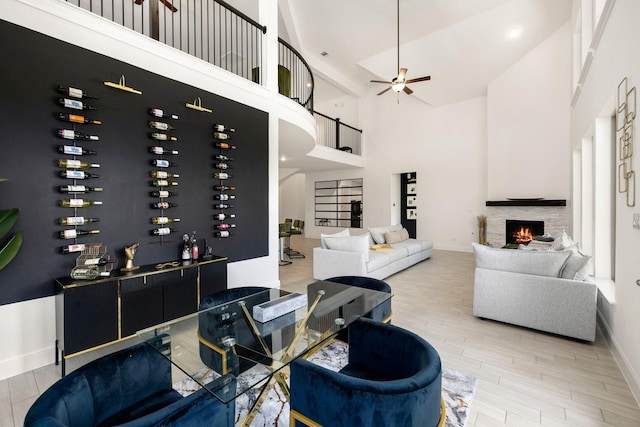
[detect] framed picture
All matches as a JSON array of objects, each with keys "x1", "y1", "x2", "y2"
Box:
[
  {"x1": 407, "y1": 183, "x2": 417, "y2": 195},
  {"x1": 407, "y1": 196, "x2": 417, "y2": 206},
  {"x1": 406, "y1": 209, "x2": 417, "y2": 220}
]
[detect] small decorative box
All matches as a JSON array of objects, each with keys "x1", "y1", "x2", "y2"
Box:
[{"x1": 253, "y1": 292, "x2": 307, "y2": 323}]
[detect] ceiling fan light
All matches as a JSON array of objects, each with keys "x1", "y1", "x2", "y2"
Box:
[{"x1": 392, "y1": 82, "x2": 406, "y2": 93}]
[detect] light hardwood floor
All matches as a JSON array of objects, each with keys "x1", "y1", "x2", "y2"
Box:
[{"x1": 3, "y1": 236, "x2": 640, "y2": 426}]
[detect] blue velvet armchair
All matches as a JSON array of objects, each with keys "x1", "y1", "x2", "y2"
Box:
[
  {"x1": 325, "y1": 276, "x2": 392, "y2": 323},
  {"x1": 290, "y1": 317, "x2": 444, "y2": 427},
  {"x1": 24, "y1": 341, "x2": 235, "y2": 427}
]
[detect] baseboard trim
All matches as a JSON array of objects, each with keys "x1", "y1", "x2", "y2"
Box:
[
  {"x1": 0, "y1": 345, "x2": 55, "y2": 382},
  {"x1": 597, "y1": 311, "x2": 640, "y2": 407}
]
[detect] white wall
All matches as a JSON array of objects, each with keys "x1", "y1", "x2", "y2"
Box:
[
  {"x1": 314, "y1": 94, "x2": 360, "y2": 128},
  {"x1": 571, "y1": 0, "x2": 640, "y2": 402},
  {"x1": 487, "y1": 23, "x2": 572, "y2": 200},
  {"x1": 0, "y1": 0, "x2": 290, "y2": 381},
  {"x1": 279, "y1": 173, "x2": 306, "y2": 222},
  {"x1": 305, "y1": 94, "x2": 487, "y2": 252}
]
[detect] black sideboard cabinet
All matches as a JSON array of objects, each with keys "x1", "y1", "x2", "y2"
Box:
[{"x1": 54, "y1": 257, "x2": 227, "y2": 374}]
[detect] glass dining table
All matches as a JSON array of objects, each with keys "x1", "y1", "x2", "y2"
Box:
[{"x1": 137, "y1": 280, "x2": 392, "y2": 426}]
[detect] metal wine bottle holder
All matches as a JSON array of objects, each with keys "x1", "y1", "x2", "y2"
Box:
[{"x1": 70, "y1": 243, "x2": 114, "y2": 279}]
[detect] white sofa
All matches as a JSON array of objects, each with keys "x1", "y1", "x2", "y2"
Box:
[
  {"x1": 313, "y1": 226, "x2": 433, "y2": 280},
  {"x1": 472, "y1": 242, "x2": 597, "y2": 341}
]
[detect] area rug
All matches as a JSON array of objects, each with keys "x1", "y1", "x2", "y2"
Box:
[{"x1": 175, "y1": 341, "x2": 477, "y2": 427}]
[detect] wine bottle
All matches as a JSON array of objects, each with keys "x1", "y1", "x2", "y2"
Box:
[
  {"x1": 58, "y1": 159, "x2": 100, "y2": 170},
  {"x1": 150, "y1": 190, "x2": 177, "y2": 198},
  {"x1": 150, "y1": 201, "x2": 178, "y2": 209},
  {"x1": 215, "y1": 162, "x2": 232, "y2": 170},
  {"x1": 151, "y1": 159, "x2": 177, "y2": 168},
  {"x1": 214, "y1": 172, "x2": 231, "y2": 180},
  {"x1": 60, "y1": 243, "x2": 86, "y2": 254},
  {"x1": 59, "y1": 98, "x2": 97, "y2": 111},
  {"x1": 214, "y1": 203, "x2": 233, "y2": 209},
  {"x1": 83, "y1": 256, "x2": 115, "y2": 266},
  {"x1": 59, "y1": 185, "x2": 103, "y2": 193},
  {"x1": 214, "y1": 194, "x2": 235, "y2": 200},
  {"x1": 59, "y1": 216, "x2": 100, "y2": 225},
  {"x1": 58, "y1": 113, "x2": 101, "y2": 125},
  {"x1": 150, "y1": 108, "x2": 178, "y2": 120},
  {"x1": 190, "y1": 232, "x2": 199, "y2": 260},
  {"x1": 214, "y1": 223, "x2": 236, "y2": 230},
  {"x1": 213, "y1": 124, "x2": 235, "y2": 133},
  {"x1": 59, "y1": 229, "x2": 100, "y2": 239},
  {"x1": 150, "y1": 146, "x2": 179, "y2": 155},
  {"x1": 58, "y1": 145, "x2": 97, "y2": 156},
  {"x1": 152, "y1": 227, "x2": 176, "y2": 236},
  {"x1": 215, "y1": 142, "x2": 236, "y2": 150},
  {"x1": 59, "y1": 199, "x2": 103, "y2": 208},
  {"x1": 215, "y1": 154, "x2": 234, "y2": 161},
  {"x1": 213, "y1": 132, "x2": 230, "y2": 140},
  {"x1": 58, "y1": 129, "x2": 99, "y2": 141},
  {"x1": 149, "y1": 121, "x2": 175, "y2": 131},
  {"x1": 214, "y1": 231, "x2": 232, "y2": 238},
  {"x1": 151, "y1": 217, "x2": 181, "y2": 224},
  {"x1": 150, "y1": 179, "x2": 178, "y2": 187},
  {"x1": 149, "y1": 132, "x2": 177, "y2": 141},
  {"x1": 70, "y1": 267, "x2": 101, "y2": 280},
  {"x1": 214, "y1": 185, "x2": 236, "y2": 191},
  {"x1": 213, "y1": 213, "x2": 235, "y2": 220},
  {"x1": 58, "y1": 85, "x2": 97, "y2": 99},
  {"x1": 59, "y1": 170, "x2": 99, "y2": 180},
  {"x1": 150, "y1": 171, "x2": 179, "y2": 179}
]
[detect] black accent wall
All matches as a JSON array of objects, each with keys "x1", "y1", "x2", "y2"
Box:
[{"x1": 0, "y1": 20, "x2": 269, "y2": 306}]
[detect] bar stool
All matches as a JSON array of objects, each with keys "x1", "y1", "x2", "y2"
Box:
[
  {"x1": 279, "y1": 222, "x2": 292, "y2": 266},
  {"x1": 287, "y1": 219, "x2": 305, "y2": 258}
]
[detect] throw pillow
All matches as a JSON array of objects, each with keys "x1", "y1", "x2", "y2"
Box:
[
  {"x1": 320, "y1": 228, "x2": 350, "y2": 249},
  {"x1": 560, "y1": 253, "x2": 592, "y2": 280},
  {"x1": 552, "y1": 230, "x2": 578, "y2": 252},
  {"x1": 472, "y1": 242, "x2": 571, "y2": 277},
  {"x1": 323, "y1": 234, "x2": 370, "y2": 262},
  {"x1": 368, "y1": 224, "x2": 402, "y2": 244},
  {"x1": 384, "y1": 228, "x2": 409, "y2": 244}
]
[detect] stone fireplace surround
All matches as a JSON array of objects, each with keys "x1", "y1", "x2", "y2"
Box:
[{"x1": 485, "y1": 204, "x2": 570, "y2": 247}]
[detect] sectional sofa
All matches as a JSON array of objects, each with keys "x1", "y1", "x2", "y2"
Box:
[{"x1": 313, "y1": 225, "x2": 433, "y2": 280}]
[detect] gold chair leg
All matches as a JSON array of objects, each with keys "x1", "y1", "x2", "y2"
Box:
[
  {"x1": 290, "y1": 409, "x2": 323, "y2": 427},
  {"x1": 437, "y1": 397, "x2": 447, "y2": 427}
]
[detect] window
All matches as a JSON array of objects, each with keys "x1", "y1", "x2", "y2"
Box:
[{"x1": 314, "y1": 179, "x2": 363, "y2": 228}]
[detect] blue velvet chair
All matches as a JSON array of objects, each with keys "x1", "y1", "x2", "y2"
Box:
[
  {"x1": 24, "y1": 341, "x2": 235, "y2": 427},
  {"x1": 198, "y1": 287, "x2": 272, "y2": 375},
  {"x1": 325, "y1": 276, "x2": 392, "y2": 323},
  {"x1": 290, "y1": 317, "x2": 445, "y2": 427}
]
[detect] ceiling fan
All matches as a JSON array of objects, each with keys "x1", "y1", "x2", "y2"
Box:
[{"x1": 371, "y1": 0, "x2": 431, "y2": 96}]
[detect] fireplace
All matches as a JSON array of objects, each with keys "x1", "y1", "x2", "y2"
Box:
[{"x1": 505, "y1": 220, "x2": 544, "y2": 245}]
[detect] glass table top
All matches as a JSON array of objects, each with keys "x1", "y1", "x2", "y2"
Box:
[{"x1": 137, "y1": 280, "x2": 392, "y2": 403}]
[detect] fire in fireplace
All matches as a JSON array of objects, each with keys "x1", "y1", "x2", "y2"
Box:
[{"x1": 505, "y1": 220, "x2": 544, "y2": 245}]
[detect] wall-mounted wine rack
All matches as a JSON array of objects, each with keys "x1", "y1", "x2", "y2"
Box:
[
  {"x1": 213, "y1": 124, "x2": 236, "y2": 239},
  {"x1": 55, "y1": 84, "x2": 103, "y2": 255},
  {"x1": 148, "y1": 107, "x2": 180, "y2": 241}
]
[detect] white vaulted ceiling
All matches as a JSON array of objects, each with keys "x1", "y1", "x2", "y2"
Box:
[{"x1": 279, "y1": 0, "x2": 572, "y2": 106}]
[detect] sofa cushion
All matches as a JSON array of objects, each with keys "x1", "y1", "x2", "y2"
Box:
[
  {"x1": 472, "y1": 243, "x2": 571, "y2": 277},
  {"x1": 366, "y1": 248, "x2": 407, "y2": 272},
  {"x1": 552, "y1": 230, "x2": 579, "y2": 251},
  {"x1": 320, "y1": 228, "x2": 350, "y2": 249},
  {"x1": 369, "y1": 224, "x2": 402, "y2": 244},
  {"x1": 324, "y1": 234, "x2": 370, "y2": 262},
  {"x1": 384, "y1": 228, "x2": 409, "y2": 244},
  {"x1": 561, "y1": 253, "x2": 592, "y2": 281}
]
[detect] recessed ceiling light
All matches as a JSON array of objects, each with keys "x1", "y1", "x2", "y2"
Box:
[
  {"x1": 508, "y1": 26, "x2": 522, "y2": 39},
  {"x1": 280, "y1": 156, "x2": 286, "y2": 161}
]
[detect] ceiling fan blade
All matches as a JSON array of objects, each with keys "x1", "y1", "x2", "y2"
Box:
[
  {"x1": 370, "y1": 80, "x2": 393, "y2": 84},
  {"x1": 406, "y1": 75, "x2": 431, "y2": 84},
  {"x1": 160, "y1": 0, "x2": 178, "y2": 12},
  {"x1": 377, "y1": 87, "x2": 393, "y2": 96},
  {"x1": 397, "y1": 68, "x2": 407, "y2": 81},
  {"x1": 403, "y1": 86, "x2": 414, "y2": 95}
]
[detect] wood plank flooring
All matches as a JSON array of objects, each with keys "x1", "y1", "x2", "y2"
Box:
[{"x1": 4, "y1": 236, "x2": 640, "y2": 426}]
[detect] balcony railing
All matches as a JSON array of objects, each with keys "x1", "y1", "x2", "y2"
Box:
[
  {"x1": 313, "y1": 111, "x2": 362, "y2": 155},
  {"x1": 64, "y1": 0, "x2": 315, "y2": 112}
]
